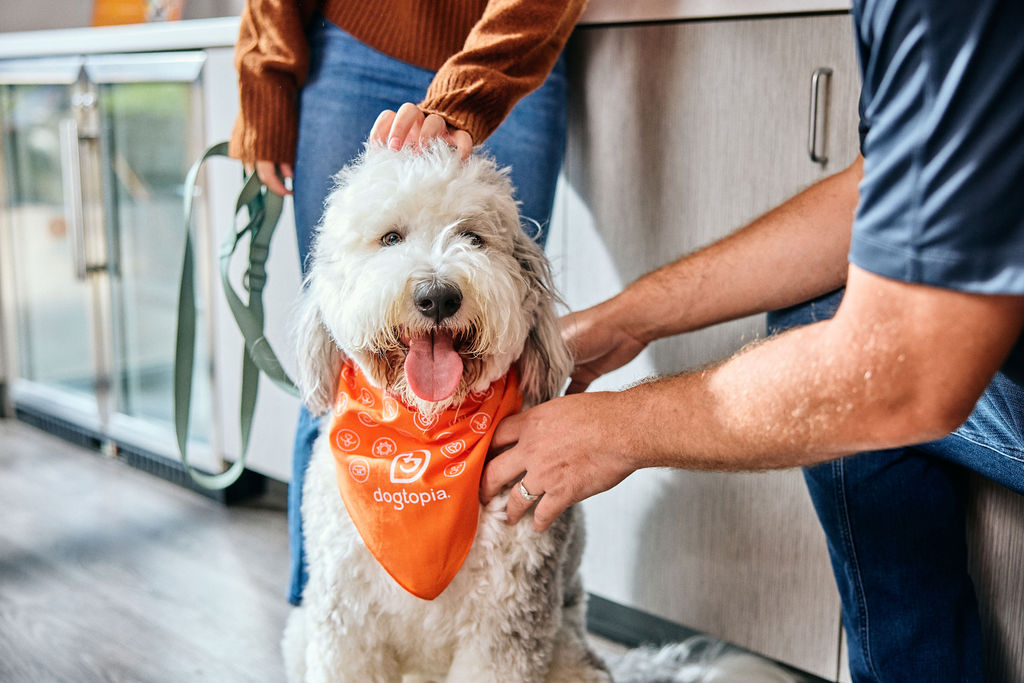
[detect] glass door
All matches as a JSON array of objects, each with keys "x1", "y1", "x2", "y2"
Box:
[
  {"x1": 0, "y1": 57, "x2": 108, "y2": 432},
  {"x1": 1, "y1": 53, "x2": 217, "y2": 463},
  {"x1": 86, "y1": 53, "x2": 214, "y2": 454}
]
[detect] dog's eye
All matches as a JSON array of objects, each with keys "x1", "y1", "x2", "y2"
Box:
[
  {"x1": 462, "y1": 232, "x2": 484, "y2": 248},
  {"x1": 380, "y1": 231, "x2": 404, "y2": 247}
]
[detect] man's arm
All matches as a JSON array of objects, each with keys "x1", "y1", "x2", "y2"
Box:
[
  {"x1": 563, "y1": 156, "x2": 862, "y2": 393},
  {"x1": 481, "y1": 150, "x2": 1024, "y2": 531},
  {"x1": 484, "y1": 265, "x2": 1024, "y2": 531}
]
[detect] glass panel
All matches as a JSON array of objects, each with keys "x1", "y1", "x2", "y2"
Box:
[
  {"x1": 99, "y1": 81, "x2": 211, "y2": 441},
  {"x1": 1, "y1": 83, "x2": 98, "y2": 397}
]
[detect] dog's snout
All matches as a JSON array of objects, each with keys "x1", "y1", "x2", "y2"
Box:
[{"x1": 414, "y1": 282, "x2": 462, "y2": 323}]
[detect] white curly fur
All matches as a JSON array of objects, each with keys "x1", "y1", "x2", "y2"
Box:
[
  {"x1": 296, "y1": 143, "x2": 569, "y2": 418},
  {"x1": 285, "y1": 143, "x2": 607, "y2": 682}
]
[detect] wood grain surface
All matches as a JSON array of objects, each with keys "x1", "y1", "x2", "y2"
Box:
[{"x1": 0, "y1": 420, "x2": 290, "y2": 682}]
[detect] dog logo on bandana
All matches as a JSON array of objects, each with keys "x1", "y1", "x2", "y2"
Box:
[{"x1": 390, "y1": 450, "x2": 431, "y2": 483}]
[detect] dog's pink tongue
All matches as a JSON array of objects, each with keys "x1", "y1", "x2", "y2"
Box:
[{"x1": 405, "y1": 330, "x2": 463, "y2": 402}]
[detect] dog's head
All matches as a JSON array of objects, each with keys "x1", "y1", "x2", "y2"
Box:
[{"x1": 295, "y1": 143, "x2": 571, "y2": 416}]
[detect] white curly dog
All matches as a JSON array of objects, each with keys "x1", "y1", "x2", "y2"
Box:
[{"x1": 284, "y1": 142, "x2": 610, "y2": 683}]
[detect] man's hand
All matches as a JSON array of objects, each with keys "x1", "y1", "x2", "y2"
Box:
[
  {"x1": 561, "y1": 305, "x2": 648, "y2": 394},
  {"x1": 252, "y1": 160, "x2": 293, "y2": 196},
  {"x1": 370, "y1": 103, "x2": 473, "y2": 160},
  {"x1": 481, "y1": 391, "x2": 638, "y2": 532}
]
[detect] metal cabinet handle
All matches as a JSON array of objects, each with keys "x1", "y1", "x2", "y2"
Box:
[
  {"x1": 808, "y1": 67, "x2": 833, "y2": 164},
  {"x1": 59, "y1": 118, "x2": 88, "y2": 281}
]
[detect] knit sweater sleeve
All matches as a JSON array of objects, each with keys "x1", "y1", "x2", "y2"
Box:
[
  {"x1": 418, "y1": 0, "x2": 588, "y2": 145},
  {"x1": 229, "y1": 0, "x2": 322, "y2": 165}
]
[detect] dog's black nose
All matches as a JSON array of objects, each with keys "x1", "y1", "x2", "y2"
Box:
[{"x1": 414, "y1": 282, "x2": 462, "y2": 323}]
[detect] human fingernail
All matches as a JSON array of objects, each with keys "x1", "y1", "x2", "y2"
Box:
[{"x1": 388, "y1": 136, "x2": 401, "y2": 150}]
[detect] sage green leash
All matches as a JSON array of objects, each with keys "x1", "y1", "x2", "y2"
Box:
[{"x1": 174, "y1": 142, "x2": 299, "y2": 490}]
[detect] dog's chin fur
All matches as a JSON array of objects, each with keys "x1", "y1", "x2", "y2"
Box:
[{"x1": 286, "y1": 143, "x2": 608, "y2": 682}]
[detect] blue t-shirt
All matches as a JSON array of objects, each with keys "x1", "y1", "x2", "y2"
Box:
[{"x1": 851, "y1": 0, "x2": 1024, "y2": 380}]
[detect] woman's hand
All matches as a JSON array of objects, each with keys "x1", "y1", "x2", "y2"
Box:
[
  {"x1": 252, "y1": 160, "x2": 293, "y2": 196},
  {"x1": 370, "y1": 103, "x2": 473, "y2": 160}
]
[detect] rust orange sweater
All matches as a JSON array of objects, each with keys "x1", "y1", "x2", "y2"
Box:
[{"x1": 229, "y1": 0, "x2": 587, "y2": 165}]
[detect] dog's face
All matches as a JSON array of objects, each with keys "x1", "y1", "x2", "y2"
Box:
[{"x1": 296, "y1": 143, "x2": 570, "y2": 416}]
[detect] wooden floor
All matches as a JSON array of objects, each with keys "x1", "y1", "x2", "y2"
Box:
[
  {"x1": 0, "y1": 418, "x2": 628, "y2": 683},
  {"x1": 0, "y1": 418, "x2": 293, "y2": 682}
]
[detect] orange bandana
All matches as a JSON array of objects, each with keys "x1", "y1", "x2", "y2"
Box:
[{"x1": 327, "y1": 360, "x2": 523, "y2": 600}]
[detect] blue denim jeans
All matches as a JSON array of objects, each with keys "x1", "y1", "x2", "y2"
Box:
[
  {"x1": 287, "y1": 17, "x2": 569, "y2": 604},
  {"x1": 769, "y1": 289, "x2": 1024, "y2": 682}
]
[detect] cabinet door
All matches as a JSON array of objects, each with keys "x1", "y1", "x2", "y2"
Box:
[
  {"x1": 551, "y1": 14, "x2": 861, "y2": 679},
  {"x1": 85, "y1": 53, "x2": 214, "y2": 452}
]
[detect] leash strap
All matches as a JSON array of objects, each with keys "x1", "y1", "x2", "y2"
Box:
[{"x1": 174, "y1": 142, "x2": 298, "y2": 490}]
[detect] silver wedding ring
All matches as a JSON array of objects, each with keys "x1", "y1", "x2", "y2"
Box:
[{"x1": 518, "y1": 481, "x2": 540, "y2": 502}]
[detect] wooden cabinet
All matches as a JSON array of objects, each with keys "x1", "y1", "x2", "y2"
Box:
[{"x1": 548, "y1": 13, "x2": 861, "y2": 680}]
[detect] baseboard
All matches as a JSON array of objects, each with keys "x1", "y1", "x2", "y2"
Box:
[
  {"x1": 586, "y1": 593, "x2": 701, "y2": 648},
  {"x1": 116, "y1": 440, "x2": 267, "y2": 505},
  {"x1": 15, "y1": 405, "x2": 104, "y2": 451},
  {"x1": 586, "y1": 594, "x2": 831, "y2": 682},
  {"x1": 14, "y1": 406, "x2": 266, "y2": 505}
]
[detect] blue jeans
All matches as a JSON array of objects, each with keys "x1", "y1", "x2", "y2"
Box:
[
  {"x1": 287, "y1": 17, "x2": 569, "y2": 604},
  {"x1": 769, "y1": 289, "x2": 1024, "y2": 682}
]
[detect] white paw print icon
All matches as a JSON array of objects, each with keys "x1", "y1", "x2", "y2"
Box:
[
  {"x1": 390, "y1": 450, "x2": 431, "y2": 483},
  {"x1": 372, "y1": 437, "x2": 398, "y2": 458}
]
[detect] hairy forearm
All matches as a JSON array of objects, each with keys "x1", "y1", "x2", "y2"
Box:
[
  {"x1": 626, "y1": 320, "x2": 909, "y2": 471},
  {"x1": 489, "y1": 265, "x2": 1024, "y2": 531},
  {"x1": 621, "y1": 266, "x2": 1024, "y2": 472},
  {"x1": 604, "y1": 157, "x2": 862, "y2": 344}
]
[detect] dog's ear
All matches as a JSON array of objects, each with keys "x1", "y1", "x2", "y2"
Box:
[
  {"x1": 294, "y1": 286, "x2": 345, "y2": 416},
  {"x1": 513, "y1": 230, "x2": 573, "y2": 405}
]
